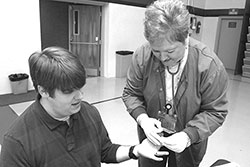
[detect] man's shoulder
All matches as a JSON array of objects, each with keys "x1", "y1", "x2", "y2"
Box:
[
  {"x1": 4, "y1": 102, "x2": 38, "y2": 138},
  {"x1": 80, "y1": 101, "x2": 100, "y2": 116},
  {"x1": 81, "y1": 101, "x2": 95, "y2": 110}
]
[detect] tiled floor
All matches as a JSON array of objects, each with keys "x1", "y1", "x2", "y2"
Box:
[{"x1": 1, "y1": 72, "x2": 250, "y2": 167}]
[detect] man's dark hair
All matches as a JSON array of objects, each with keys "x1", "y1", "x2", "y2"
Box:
[{"x1": 29, "y1": 46, "x2": 86, "y2": 97}]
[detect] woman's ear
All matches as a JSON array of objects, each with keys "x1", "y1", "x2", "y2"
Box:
[{"x1": 37, "y1": 85, "x2": 49, "y2": 97}]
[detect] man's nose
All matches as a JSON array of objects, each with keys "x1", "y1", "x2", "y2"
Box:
[{"x1": 75, "y1": 90, "x2": 84, "y2": 100}]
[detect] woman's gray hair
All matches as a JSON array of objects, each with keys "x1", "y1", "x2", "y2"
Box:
[{"x1": 144, "y1": 0, "x2": 190, "y2": 44}]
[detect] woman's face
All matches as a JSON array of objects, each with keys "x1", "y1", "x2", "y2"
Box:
[{"x1": 150, "y1": 37, "x2": 186, "y2": 68}]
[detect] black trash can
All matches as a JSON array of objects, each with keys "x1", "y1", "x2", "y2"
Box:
[
  {"x1": 8, "y1": 73, "x2": 29, "y2": 94},
  {"x1": 116, "y1": 51, "x2": 133, "y2": 78}
]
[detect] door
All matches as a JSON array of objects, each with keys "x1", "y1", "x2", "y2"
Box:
[
  {"x1": 69, "y1": 4, "x2": 101, "y2": 76},
  {"x1": 216, "y1": 17, "x2": 242, "y2": 71}
]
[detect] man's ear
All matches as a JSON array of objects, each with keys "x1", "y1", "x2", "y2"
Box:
[{"x1": 37, "y1": 85, "x2": 49, "y2": 97}]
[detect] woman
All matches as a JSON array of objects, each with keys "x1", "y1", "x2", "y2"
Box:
[{"x1": 122, "y1": 0, "x2": 229, "y2": 166}]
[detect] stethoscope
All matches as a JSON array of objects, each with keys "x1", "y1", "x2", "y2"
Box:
[
  {"x1": 151, "y1": 50, "x2": 182, "y2": 115},
  {"x1": 164, "y1": 62, "x2": 181, "y2": 115}
]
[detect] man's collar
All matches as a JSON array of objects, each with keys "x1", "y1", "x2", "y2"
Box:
[{"x1": 34, "y1": 96, "x2": 78, "y2": 130}]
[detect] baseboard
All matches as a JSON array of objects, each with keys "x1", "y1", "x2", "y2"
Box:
[{"x1": 0, "y1": 90, "x2": 37, "y2": 106}]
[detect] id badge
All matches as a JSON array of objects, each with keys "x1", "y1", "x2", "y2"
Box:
[{"x1": 158, "y1": 111, "x2": 177, "y2": 134}]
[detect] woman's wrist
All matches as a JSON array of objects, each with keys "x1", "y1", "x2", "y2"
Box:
[{"x1": 136, "y1": 114, "x2": 149, "y2": 127}]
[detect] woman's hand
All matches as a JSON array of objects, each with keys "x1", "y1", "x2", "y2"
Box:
[
  {"x1": 135, "y1": 138, "x2": 168, "y2": 161},
  {"x1": 161, "y1": 131, "x2": 191, "y2": 153},
  {"x1": 137, "y1": 114, "x2": 164, "y2": 145}
]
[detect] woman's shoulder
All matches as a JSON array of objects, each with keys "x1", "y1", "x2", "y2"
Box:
[
  {"x1": 133, "y1": 42, "x2": 153, "y2": 66},
  {"x1": 188, "y1": 37, "x2": 226, "y2": 76},
  {"x1": 189, "y1": 37, "x2": 220, "y2": 64}
]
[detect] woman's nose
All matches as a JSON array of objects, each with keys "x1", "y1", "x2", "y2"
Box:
[{"x1": 160, "y1": 52, "x2": 169, "y2": 61}]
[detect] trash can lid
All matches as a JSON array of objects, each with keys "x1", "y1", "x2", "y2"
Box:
[
  {"x1": 8, "y1": 73, "x2": 29, "y2": 81},
  {"x1": 116, "y1": 51, "x2": 134, "y2": 55}
]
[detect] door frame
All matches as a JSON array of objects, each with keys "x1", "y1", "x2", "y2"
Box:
[
  {"x1": 68, "y1": 4, "x2": 102, "y2": 76},
  {"x1": 214, "y1": 16, "x2": 243, "y2": 72},
  {"x1": 215, "y1": 16, "x2": 243, "y2": 53},
  {"x1": 54, "y1": 0, "x2": 107, "y2": 76}
]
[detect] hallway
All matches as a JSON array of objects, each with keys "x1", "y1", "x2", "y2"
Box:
[{"x1": 0, "y1": 71, "x2": 250, "y2": 167}]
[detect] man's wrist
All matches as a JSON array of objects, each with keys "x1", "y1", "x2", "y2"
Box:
[{"x1": 129, "y1": 145, "x2": 139, "y2": 160}]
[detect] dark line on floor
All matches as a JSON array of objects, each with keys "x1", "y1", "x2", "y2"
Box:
[
  {"x1": 229, "y1": 76, "x2": 250, "y2": 84},
  {"x1": 91, "y1": 96, "x2": 122, "y2": 105}
]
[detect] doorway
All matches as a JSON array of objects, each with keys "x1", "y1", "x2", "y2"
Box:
[
  {"x1": 215, "y1": 16, "x2": 243, "y2": 71},
  {"x1": 69, "y1": 4, "x2": 102, "y2": 76}
]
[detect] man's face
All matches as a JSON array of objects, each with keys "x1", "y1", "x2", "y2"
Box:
[
  {"x1": 150, "y1": 37, "x2": 186, "y2": 68},
  {"x1": 46, "y1": 88, "x2": 84, "y2": 119}
]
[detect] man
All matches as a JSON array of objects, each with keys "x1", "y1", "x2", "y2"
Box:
[
  {"x1": 122, "y1": 0, "x2": 229, "y2": 166},
  {"x1": 0, "y1": 46, "x2": 168, "y2": 167}
]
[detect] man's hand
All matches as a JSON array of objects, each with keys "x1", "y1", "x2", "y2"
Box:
[
  {"x1": 137, "y1": 114, "x2": 163, "y2": 145},
  {"x1": 134, "y1": 138, "x2": 169, "y2": 161},
  {"x1": 161, "y1": 132, "x2": 191, "y2": 153}
]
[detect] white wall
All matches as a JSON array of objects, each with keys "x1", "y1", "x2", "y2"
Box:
[
  {"x1": 182, "y1": 0, "x2": 206, "y2": 8},
  {"x1": 205, "y1": 0, "x2": 245, "y2": 9},
  {"x1": 103, "y1": 3, "x2": 146, "y2": 77},
  {"x1": 0, "y1": 0, "x2": 41, "y2": 95},
  {"x1": 201, "y1": 17, "x2": 219, "y2": 51}
]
